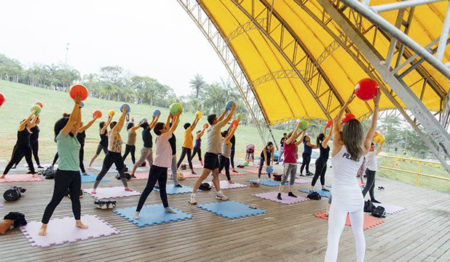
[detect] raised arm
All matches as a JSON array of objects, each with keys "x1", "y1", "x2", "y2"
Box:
[
  {"x1": 112, "y1": 110, "x2": 127, "y2": 134},
  {"x1": 130, "y1": 124, "x2": 141, "y2": 133},
  {"x1": 286, "y1": 122, "x2": 301, "y2": 145},
  {"x1": 332, "y1": 94, "x2": 355, "y2": 155},
  {"x1": 216, "y1": 109, "x2": 228, "y2": 123},
  {"x1": 295, "y1": 130, "x2": 306, "y2": 146},
  {"x1": 19, "y1": 111, "x2": 36, "y2": 131},
  {"x1": 29, "y1": 115, "x2": 39, "y2": 128},
  {"x1": 78, "y1": 116, "x2": 98, "y2": 133},
  {"x1": 376, "y1": 143, "x2": 383, "y2": 155},
  {"x1": 169, "y1": 113, "x2": 180, "y2": 133},
  {"x1": 224, "y1": 125, "x2": 237, "y2": 143},
  {"x1": 149, "y1": 114, "x2": 160, "y2": 130},
  {"x1": 62, "y1": 98, "x2": 82, "y2": 135},
  {"x1": 199, "y1": 126, "x2": 207, "y2": 137},
  {"x1": 322, "y1": 124, "x2": 333, "y2": 148},
  {"x1": 102, "y1": 115, "x2": 113, "y2": 134},
  {"x1": 191, "y1": 117, "x2": 200, "y2": 130},
  {"x1": 364, "y1": 90, "x2": 381, "y2": 152},
  {"x1": 219, "y1": 104, "x2": 236, "y2": 127}
]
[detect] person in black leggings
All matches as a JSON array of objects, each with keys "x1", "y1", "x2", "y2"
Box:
[
  {"x1": 257, "y1": 142, "x2": 274, "y2": 180},
  {"x1": 77, "y1": 116, "x2": 99, "y2": 175},
  {"x1": 192, "y1": 127, "x2": 207, "y2": 165},
  {"x1": 39, "y1": 97, "x2": 88, "y2": 236},
  {"x1": 177, "y1": 115, "x2": 200, "y2": 174},
  {"x1": 219, "y1": 126, "x2": 238, "y2": 183},
  {"x1": 1, "y1": 111, "x2": 39, "y2": 178},
  {"x1": 362, "y1": 142, "x2": 383, "y2": 203},
  {"x1": 300, "y1": 136, "x2": 317, "y2": 176},
  {"x1": 12, "y1": 116, "x2": 43, "y2": 170},
  {"x1": 310, "y1": 124, "x2": 333, "y2": 192},
  {"x1": 230, "y1": 133, "x2": 237, "y2": 173},
  {"x1": 50, "y1": 113, "x2": 71, "y2": 167},
  {"x1": 88, "y1": 119, "x2": 111, "y2": 168}
]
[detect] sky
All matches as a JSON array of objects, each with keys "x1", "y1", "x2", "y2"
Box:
[{"x1": 0, "y1": 0, "x2": 229, "y2": 96}]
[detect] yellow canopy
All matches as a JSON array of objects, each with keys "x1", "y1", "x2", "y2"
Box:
[{"x1": 197, "y1": 0, "x2": 449, "y2": 125}]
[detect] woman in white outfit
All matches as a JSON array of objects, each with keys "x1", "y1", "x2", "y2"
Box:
[{"x1": 324, "y1": 89, "x2": 380, "y2": 262}]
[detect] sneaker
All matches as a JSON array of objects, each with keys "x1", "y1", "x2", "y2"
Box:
[
  {"x1": 321, "y1": 188, "x2": 329, "y2": 192},
  {"x1": 131, "y1": 174, "x2": 136, "y2": 178},
  {"x1": 299, "y1": 173, "x2": 305, "y2": 177},
  {"x1": 288, "y1": 192, "x2": 297, "y2": 198},
  {"x1": 372, "y1": 199, "x2": 381, "y2": 204},
  {"x1": 216, "y1": 194, "x2": 229, "y2": 201},
  {"x1": 175, "y1": 184, "x2": 183, "y2": 188},
  {"x1": 192, "y1": 171, "x2": 197, "y2": 175},
  {"x1": 188, "y1": 195, "x2": 197, "y2": 205},
  {"x1": 277, "y1": 193, "x2": 282, "y2": 200},
  {"x1": 307, "y1": 172, "x2": 314, "y2": 176},
  {"x1": 38, "y1": 165, "x2": 44, "y2": 169}
]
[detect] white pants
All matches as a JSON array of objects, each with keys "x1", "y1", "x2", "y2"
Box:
[{"x1": 325, "y1": 188, "x2": 365, "y2": 262}]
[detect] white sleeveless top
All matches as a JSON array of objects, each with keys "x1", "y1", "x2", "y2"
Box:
[
  {"x1": 366, "y1": 151, "x2": 377, "y2": 171},
  {"x1": 331, "y1": 146, "x2": 364, "y2": 188}
]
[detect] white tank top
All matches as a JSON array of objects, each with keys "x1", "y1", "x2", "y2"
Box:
[
  {"x1": 331, "y1": 146, "x2": 364, "y2": 188},
  {"x1": 366, "y1": 151, "x2": 377, "y2": 171}
]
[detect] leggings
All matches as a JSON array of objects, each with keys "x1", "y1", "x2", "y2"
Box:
[
  {"x1": 42, "y1": 170, "x2": 81, "y2": 224},
  {"x1": 282, "y1": 163, "x2": 296, "y2": 186},
  {"x1": 79, "y1": 145, "x2": 86, "y2": 173},
  {"x1": 122, "y1": 144, "x2": 136, "y2": 164},
  {"x1": 219, "y1": 155, "x2": 231, "y2": 181},
  {"x1": 230, "y1": 149, "x2": 235, "y2": 169},
  {"x1": 3, "y1": 145, "x2": 35, "y2": 175},
  {"x1": 325, "y1": 196, "x2": 365, "y2": 262},
  {"x1": 171, "y1": 155, "x2": 178, "y2": 184},
  {"x1": 258, "y1": 157, "x2": 271, "y2": 179},
  {"x1": 300, "y1": 153, "x2": 311, "y2": 174},
  {"x1": 362, "y1": 169, "x2": 376, "y2": 201},
  {"x1": 192, "y1": 147, "x2": 202, "y2": 162},
  {"x1": 31, "y1": 141, "x2": 40, "y2": 166},
  {"x1": 134, "y1": 147, "x2": 153, "y2": 170},
  {"x1": 177, "y1": 147, "x2": 194, "y2": 171},
  {"x1": 136, "y1": 165, "x2": 168, "y2": 211},
  {"x1": 311, "y1": 159, "x2": 327, "y2": 187},
  {"x1": 94, "y1": 151, "x2": 128, "y2": 189}
]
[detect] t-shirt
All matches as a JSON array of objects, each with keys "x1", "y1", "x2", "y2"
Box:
[
  {"x1": 127, "y1": 130, "x2": 137, "y2": 146},
  {"x1": 283, "y1": 141, "x2": 297, "y2": 164},
  {"x1": 108, "y1": 131, "x2": 122, "y2": 153},
  {"x1": 169, "y1": 134, "x2": 176, "y2": 155},
  {"x1": 206, "y1": 121, "x2": 225, "y2": 154},
  {"x1": 222, "y1": 141, "x2": 232, "y2": 158},
  {"x1": 142, "y1": 127, "x2": 152, "y2": 148},
  {"x1": 57, "y1": 132, "x2": 81, "y2": 171},
  {"x1": 153, "y1": 132, "x2": 173, "y2": 168},
  {"x1": 303, "y1": 141, "x2": 312, "y2": 155},
  {"x1": 366, "y1": 151, "x2": 378, "y2": 171},
  {"x1": 30, "y1": 126, "x2": 40, "y2": 142},
  {"x1": 183, "y1": 126, "x2": 194, "y2": 150}
]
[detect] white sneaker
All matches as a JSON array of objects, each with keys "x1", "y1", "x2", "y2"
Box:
[
  {"x1": 216, "y1": 194, "x2": 229, "y2": 201},
  {"x1": 188, "y1": 194, "x2": 197, "y2": 205}
]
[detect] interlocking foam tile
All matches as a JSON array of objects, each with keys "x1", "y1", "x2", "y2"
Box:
[
  {"x1": 254, "y1": 192, "x2": 309, "y2": 205},
  {"x1": 193, "y1": 164, "x2": 203, "y2": 169},
  {"x1": 299, "y1": 189, "x2": 331, "y2": 198},
  {"x1": 154, "y1": 185, "x2": 194, "y2": 195},
  {"x1": 0, "y1": 174, "x2": 43, "y2": 183},
  {"x1": 133, "y1": 172, "x2": 149, "y2": 180},
  {"x1": 83, "y1": 187, "x2": 140, "y2": 199},
  {"x1": 20, "y1": 214, "x2": 119, "y2": 247},
  {"x1": 248, "y1": 179, "x2": 280, "y2": 187},
  {"x1": 0, "y1": 202, "x2": 3, "y2": 207},
  {"x1": 114, "y1": 205, "x2": 193, "y2": 227},
  {"x1": 81, "y1": 174, "x2": 109, "y2": 183},
  {"x1": 208, "y1": 180, "x2": 247, "y2": 189},
  {"x1": 314, "y1": 211, "x2": 385, "y2": 231},
  {"x1": 295, "y1": 178, "x2": 310, "y2": 184},
  {"x1": 181, "y1": 171, "x2": 200, "y2": 178},
  {"x1": 373, "y1": 203, "x2": 406, "y2": 215},
  {"x1": 90, "y1": 167, "x2": 116, "y2": 173},
  {"x1": 227, "y1": 171, "x2": 247, "y2": 176},
  {"x1": 198, "y1": 201, "x2": 267, "y2": 219},
  {"x1": 246, "y1": 169, "x2": 267, "y2": 174}
]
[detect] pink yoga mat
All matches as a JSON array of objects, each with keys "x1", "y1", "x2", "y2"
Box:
[
  {"x1": 254, "y1": 191, "x2": 309, "y2": 204},
  {"x1": 83, "y1": 187, "x2": 140, "y2": 199},
  {"x1": 208, "y1": 180, "x2": 247, "y2": 189},
  {"x1": 0, "y1": 174, "x2": 43, "y2": 183},
  {"x1": 314, "y1": 211, "x2": 385, "y2": 230},
  {"x1": 133, "y1": 172, "x2": 149, "y2": 180},
  {"x1": 21, "y1": 214, "x2": 119, "y2": 247}
]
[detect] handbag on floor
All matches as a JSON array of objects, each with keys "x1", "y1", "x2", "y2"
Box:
[
  {"x1": 3, "y1": 186, "x2": 26, "y2": 201},
  {"x1": 307, "y1": 192, "x2": 321, "y2": 200},
  {"x1": 94, "y1": 200, "x2": 117, "y2": 209},
  {"x1": 364, "y1": 200, "x2": 374, "y2": 212},
  {"x1": 371, "y1": 206, "x2": 386, "y2": 218},
  {"x1": 43, "y1": 166, "x2": 55, "y2": 179},
  {"x1": 199, "y1": 183, "x2": 211, "y2": 191}
]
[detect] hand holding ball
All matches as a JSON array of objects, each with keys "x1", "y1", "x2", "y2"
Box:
[
  {"x1": 0, "y1": 93, "x2": 4, "y2": 106},
  {"x1": 31, "y1": 105, "x2": 41, "y2": 115},
  {"x1": 355, "y1": 78, "x2": 379, "y2": 101},
  {"x1": 169, "y1": 103, "x2": 183, "y2": 116},
  {"x1": 299, "y1": 120, "x2": 309, "y2": 130},
  {"x1": 203, "y1": 123, "x2": 209, "y2": 129},
  {"x1": 153, "y1": 109, "x2": 161, "y2": 117},
  {"x1": 35, "y1": 102, "x2": 43, "y2": 109},
  {"x1": 225, "y1": 101, "x2": 235, "y2": 111},
  {"x1": 108, "y1": 110, "x2": 115, "y2": 117},
  {"x1": 195, "y1": 111, "x2": 203, "y2": 119},
  {"x1": 93, "y1": 110, "x2": 102, "y2": 119},
  {"x1": 326, "y1": 119, "x2": 333, "y2": 128},
  {"x1": 69, "y1": 84, "x2": 88, "y2": 101},
  {"x1": 120, "y1": 104, "x2": 130, "y2": 114},
  {"x1": 374, "y1": 133, "x2": 385, "y2": 144}
]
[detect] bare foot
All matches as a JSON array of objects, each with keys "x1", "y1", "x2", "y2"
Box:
[
  {"x1": 0, "y1": 175, "x2": 5, "y2": 179},
  {"x1": 38, "y1": 225, "x2": 47, "y2": 236},
  {"x1": 124, "y1": 187, "x2": 133, "y2": 192},
  {"x1": 76, "y1": 220, "x2": 88, "y2": 229},
  {"x1": 228, "y1": 180, "x2": 234, "y2": 184}
]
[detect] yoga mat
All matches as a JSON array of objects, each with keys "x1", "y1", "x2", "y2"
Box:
[
  {"x1": 314, "y1": 211, "x2": 385, "y2": 231},
  {"x1": 198, "y1": 201, "x2": 267, "y2": 219},
  {"x1": 294, "y1": 178, "x2": 310, "y2": 184},
  {"x1": 154, "y1": 185, "x2": 194, "y2": 195},
  {"x1": 246, "y1": 169, "x2": 267, "y2": 175},
  {"x1": 114, "y1": 205, "x2": 193, "y2": 227},
  {"x1": 208, "y1": 180, "x2": 247, "y2": 189},
  {"x1": 373, "y1": 203, "x2": 406, "y2": 215},
  {"x1": 0, "y1": 174, "x2": 43, "y2": 183},
  {"x1": 299, "y1": 189, "x2": 331, "y2": 198},
  {"x1": 20, "y1": 215, "x2": 119, "y2": 247},
  {"x1": 248, "y1": 179, "x2": 280, "y2": 187},
  {"x1": 254, "y1": 192, "x2": 309, "y2": 205},
  {"x1": 181, "y1": 171, "x2": 200, "y2": 178},
  {"x1": 83, "y1": 187, "x2": 140, "y2": 199},
  {"x1": 132, "y1": 172, "x2": 149, "y2": 180},
  {"x1": 81, "y1": 174, "x2": 109, "y2": 183}
]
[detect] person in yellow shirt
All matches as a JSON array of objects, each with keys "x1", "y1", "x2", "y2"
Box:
[{"x1": 177, "y1": 115, "x2": 200, "y2": 174}]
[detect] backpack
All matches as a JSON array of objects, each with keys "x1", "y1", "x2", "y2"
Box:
[
  {"x1": 116, "y1": 173, "x2": 132, "y2": 180},
  {"x1": 273, "y1": 174, "x2": 282, "y2": 181},
  {"x1": 199, "y1": 183, "x2": 211, "y2": 191},
  {"x1": 3, "y1": 186, "x2": 26, "y2": 201},
  {"x1": 43, "y1": 167, "x2": 55, "y2": 179},
  {"x1": 372, "y1": 206, "x2": 386, "y2": 218},
  {"x1": 307, "y1": 191, "x2": 321, "y2": 200},
  {"x1": 364, "y1": 200, "x2": 374, "y2": 212},
  {"x1": 94, "y1": 200, "x2": 117, "y2": 209}
]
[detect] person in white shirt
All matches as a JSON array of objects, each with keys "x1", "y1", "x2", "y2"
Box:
[{"x1": 362, "y1": 142, "x2": 383, "y2": 203}]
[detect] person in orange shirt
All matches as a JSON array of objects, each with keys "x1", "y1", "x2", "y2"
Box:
[{"x1": 177, "y1": 115, "x2": 200, "y2": 174}]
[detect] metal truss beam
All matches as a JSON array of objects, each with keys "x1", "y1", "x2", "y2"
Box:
[
  {"x1": 371, "y1": 0, "x2": 445, "y2": 13},
  {"x1": 177, "y1": 0, "x2": 276, "y2": 147},
  {"x1": 316, "y1": 0, "x2": 450, "y2": 173}
]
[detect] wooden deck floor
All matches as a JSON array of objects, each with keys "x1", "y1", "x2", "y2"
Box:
[{"x1": 0, "y1": 164, "x2": 449, "y2": 262}]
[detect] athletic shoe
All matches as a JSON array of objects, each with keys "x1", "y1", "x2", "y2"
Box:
[
  {"x1": 175, "y1": 184, "x2": 183, "y2": 188},
  {"x1": 299, "y1": 173, "x2": 306, "y2": 177},
  {"x1": 288, "y1": 192, "x2": 297, "y2": 198},
  {"x1": 192, "y1": 171, "x2": 197, "y2": 175},
  {"x1": 307, "y1": 172, "x2": 314, "y2": 176},
  {"x1": 37, "y1": 165, "x2": 44, "y2": 169},
  {"x1": 216, "y1": 194, "x2": 229, "y2": 201},
  {"x1": 277, "y1": 193, "x2": 282, "y2": 200},
  {"x1": 188, "y1": 195, "x2": 197, "y2": 205},
  {"x1": 322, "y1": 188, "x2": 329, "y2": 192},
  {"x1": 372, "y1": 199, "x2": 381, "y2": 204}
]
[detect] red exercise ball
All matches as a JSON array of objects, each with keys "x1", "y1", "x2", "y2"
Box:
[
  {"x1": 326, "y1": 120, "x2": 333, "y2": 128},
  {"x1": 93, "y1": 110, "x2": 102, "y2": 119},
  {"x1": 203, "y1": 123, "x2": 209, "y2": 129},
  {"x1": 35, "y1": 102, "x2": 43, "y2": 108},
  {"x1": 355, "y1": 78, "x2": 379, "y2": 101},
  {"x1": 0, "y1": 93, "x2": 4, "y2": 106},
  {"x1": 342, "y1": 113, "x2": 355, "y2": 123},
  {"x1": 69, "y1": 84, "x2": 89, "y2": 101},
  {"x1": 231, "y1": 119, "x2": 239, "y2": 127}
]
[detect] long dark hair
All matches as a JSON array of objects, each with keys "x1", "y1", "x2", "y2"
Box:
[
  {"x1": 316, "y1": 133, "x2": 325, "y2": 146},
  {"x1": 342, "y1": 119, "x2": 364, "y2": 161}
]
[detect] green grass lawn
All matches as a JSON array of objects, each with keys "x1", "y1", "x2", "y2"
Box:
[{"x1": 0, "y1": 80, "x2": 284, "y2": 164}]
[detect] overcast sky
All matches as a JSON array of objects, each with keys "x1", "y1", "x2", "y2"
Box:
[{"x1": 0, "y1": 0, "x2": 229, "y2": 96}]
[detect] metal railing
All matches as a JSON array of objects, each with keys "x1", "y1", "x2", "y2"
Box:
[{"x1": 378, "y1": 155, "x2": 450, "y2": 186}]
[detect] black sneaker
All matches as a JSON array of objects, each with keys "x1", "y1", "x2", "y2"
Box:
[
  {"x1": 299, "y1": 173, "x2": 305, "y2": 177},
  {"x1": 307, "y1": 172, "x2": 314, "y2": 176},
  {"x1": 288, "y1": 192, "x2": 297, "y2": 198},
  {"x1": 277, "y1": 193, "x2": 282, "y2": 200},
  {"x1": 322, "y1": 188, "x2": 329, "y2": 192},
  {"x1": 372, "y1": 199, "x2": 381, "y2": 204}
]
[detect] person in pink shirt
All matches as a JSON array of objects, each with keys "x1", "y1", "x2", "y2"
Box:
[
  {"x1": 133, "y1": 112, "x2": 180, "y2": 219},
  {"x1": 277, "y1": 122, "x2": 306, "y2": 200}
]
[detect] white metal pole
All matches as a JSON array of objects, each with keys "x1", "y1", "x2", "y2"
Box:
[
  {"x1": 372, "y1": 0, "x2": 445, "y2": 13},
  {"x1": 436, "y1": 2, "x2": 450, "y2": 61}
]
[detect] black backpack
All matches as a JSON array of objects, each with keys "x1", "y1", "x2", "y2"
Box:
[
  {"x1": 4, "y1": 212, "x2": 27, "y2": 228},
  {"x1": 43, "y1": 167, "x2": 55, "y2": 179},
  {"x1": 307, "y1": 191, "x2": 321, "y2": 200},
  {"x1": 199, "y1": 183, "x2": 211, "y2": 191},
  {"x1": 372, "y1": 206, "x2": 386, "y2": 218},
  {"x1": 116, "y1": 173, "x2": 132, "y2": 180},
  {"x1": 3, "y1": 186, "x2": 26, "y2": 201},
  {"x1": 364, "y1": 200, "x2": 374, "y2": 212}
]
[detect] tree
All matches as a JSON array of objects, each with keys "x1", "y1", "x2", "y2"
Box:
[{"x1": 190, "y1": 74, "x2": 206, "y2": 99}]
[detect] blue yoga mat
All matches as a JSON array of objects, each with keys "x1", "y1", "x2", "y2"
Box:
[
  {"x1": 198, "y1": 201, "x2": 267, "y2": 219},
  {"x1": 299, "y1": 189, "x2": 331, "y2": 198},
  {"x1": 154, "y1": 185, "x2": 194, "y2": 195},
  {"x1": 81, "y1": 173, "x2": 109, "y2": 183},
  {"x1": 114, "y1": 205, "x2": 193, "y2": 227},
  {"x1": 248, "y1": 179, "x2": 280, "y2": 187}
]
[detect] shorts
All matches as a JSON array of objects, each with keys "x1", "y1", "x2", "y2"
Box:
[
  {"x1": 204, "y1": 152, "x2": 219, "y2": 170},
  {"x1": 96, "y1": 143, "x2": 108, "y2": 155}
]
